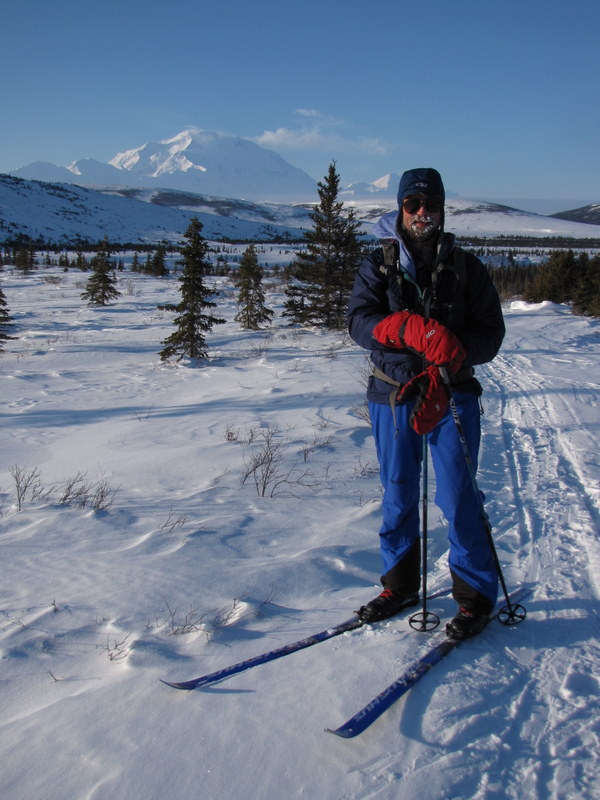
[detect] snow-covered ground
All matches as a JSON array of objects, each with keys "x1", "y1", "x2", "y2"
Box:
[{"x1": 1, "y1": 265, "x2": 598, "y2": 799}]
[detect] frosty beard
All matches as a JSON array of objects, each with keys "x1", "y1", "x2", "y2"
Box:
[{"x1": 402, "y1": 216, "x2": 440, "y2": 243}]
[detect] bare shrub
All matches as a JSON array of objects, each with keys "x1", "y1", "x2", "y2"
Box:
[
  {"x1": 301, "y1": 434, "x2": 335, "y2": 462},
  {"x1": 159, "y1": 507, "x2": 189, "y2": 533},
  {"x1": 103, "y1": 633, "x2": 132, "y2": 661},
  {"x1": 224, "y1": 423, "x2": 240, "y2": 442},
  {"x1": 58, "y1": 472, "x2": 117, "y2": 512},
  {"x1": 9, "y1": 466, "x2": 116, "y2": 513},
  {"x1": 163, "y1": 598, "x2": 211, "y2": 636},
  {"x1": 241, "y1": 426, "x2": 317, "y2": 498},
  {"x1": 350, "y1": 400, "x2": 371, "y2": 424},
  {"x1": 320, "y1": 343, "x2": 339, "y2": 360},
  {"x1": 89, "y1": 478, "x2": 117, "y2": 512},
  {"x1": 58, "y1": 472, "x2": 93, "y2": 506},
  {"x1": 241, "y1": 426, "x2": 285, "y2": 497},
  {"x1": 9, "y1": 465, "x2": 53, "y2": 511},
  {"x1": 315, "y1": 409, "x2": 332, "y2": 430}
]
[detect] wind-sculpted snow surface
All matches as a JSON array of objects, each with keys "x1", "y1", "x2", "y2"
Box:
[{"x1": 0, "y1": 264, "x2": 598, "y2": 799}]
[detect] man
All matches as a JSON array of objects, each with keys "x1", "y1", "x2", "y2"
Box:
[{"x1": 347, "y1": 168, "x2": 505, "y2": 639}]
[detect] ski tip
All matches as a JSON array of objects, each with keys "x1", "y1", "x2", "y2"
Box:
[
  {"x1": 160, "y1": 678, "x2": 197, "y2": 690},
  {"x1": 324, "y1": 726, "x2": 360, "y2": 739}
]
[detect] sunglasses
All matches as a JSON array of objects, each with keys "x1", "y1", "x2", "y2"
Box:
[{"x1": 402, "y1": 196, "x2": 443, "y2": 214}]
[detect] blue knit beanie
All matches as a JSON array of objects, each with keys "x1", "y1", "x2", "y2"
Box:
[{"x1": 397, "y1": 168, "x2": 445, "y2": 207}]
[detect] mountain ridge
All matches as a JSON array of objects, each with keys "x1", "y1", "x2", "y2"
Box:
[
  {"x1": 2, "y1": 173, "x2": 600, "y2": 247},
  {"x1": 11, "y1": 128, "x2": 317, "y2": 202},
  {"x1": 9, "y1": 128, "x2": 599, "y2": 223}
]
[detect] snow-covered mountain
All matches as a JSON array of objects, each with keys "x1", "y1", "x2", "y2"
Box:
[
  {"x1": 340, "y1": 173, "x2": 465, "y2": 202},
  {"x1": 340, "y1": 172, "x2": 402, "y2": 198},
  {"x1": 11, "y1": 129, "x2": 317, "y2": 202},
  {"x1": 10, "y1": 129, "x2": 600, "y2": 235}
]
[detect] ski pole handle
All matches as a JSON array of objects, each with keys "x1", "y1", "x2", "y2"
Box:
[{"x1": 438, "y1": 365, "x2": 451, "y2": 387}]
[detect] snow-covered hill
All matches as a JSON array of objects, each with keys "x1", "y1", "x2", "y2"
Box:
[
  {"x1": 0, "y1": 266, "x2": 598, "y2": 799},
  {"x1": 3, "y1": 172, "x2": 600, "y2": 247},
  {"x1": 8, "y1": 126, "x2": 600, "y2": 244},
  {"x1": 0, "y1": 174, "x2": 307, "y2": 244},
  {"x1": 552, "y1": 204, "x2": 600, "y2": 226},
  {"x1": 342, "y1": 195, "x2": 600, "y2": 240}
]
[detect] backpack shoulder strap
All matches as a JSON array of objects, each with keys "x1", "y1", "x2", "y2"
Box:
[
  {"x1": 452, "y1": 245, "x2": 467, "y2": 294},
  {"x1": 433, "y1": 234, "x2": 468, "y2": 300},
  {"x1": 379, "y1": 239, "x2": 399, "y2": 275}
]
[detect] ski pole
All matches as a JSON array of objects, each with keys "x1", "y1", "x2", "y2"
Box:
[
  {"x1": 409, "y1": 433, "x2": 440, "y2": 632},
  {"x1": 438, "y1": 366, "x2": 526, "y2": 626}
]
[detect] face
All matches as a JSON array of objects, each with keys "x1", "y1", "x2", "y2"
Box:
[{"x1": 401, "y1": 194, "x2": 443, "y2": 242}]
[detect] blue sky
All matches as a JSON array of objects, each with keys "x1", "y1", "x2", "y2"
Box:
[{"x1": 2, "y1": 0, "x2": 598, "y2": 212}]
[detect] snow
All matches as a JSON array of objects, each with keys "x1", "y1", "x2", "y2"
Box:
[
  {"x1": 346, "y1": 196, "x2": 600, "y2": 240},
  {"x1": 1, "y1": 265, "x2": 599, "y2": 799},
  {"x1": 3, "y1": 172, "x2": 600, "y2": 249},
  {"x1": 8, "y1": 125, "x2": 599, "y2": 235},
  {"x1": 12, "y1": 128, "x2": 318, "y2": 201},
  {"x1": 0, "y1": 174, "x2": 308, "y2": 244}
]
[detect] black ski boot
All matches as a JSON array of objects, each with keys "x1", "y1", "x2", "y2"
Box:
[
  {"x1": 446, "y1": 607, "x2": 488, "y2": 640},
  {"x1": 357, "y1": 588, "x2": 419, "y2": 623}
]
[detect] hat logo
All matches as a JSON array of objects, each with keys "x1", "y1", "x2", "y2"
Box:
[{"x1": 415, "y1": 182, "x2": 428, "y2": 188}]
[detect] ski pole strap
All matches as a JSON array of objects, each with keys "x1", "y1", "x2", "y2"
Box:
[
  {"x1": 371, "y1": 367, "x2": 403, "y2": 432},
  {"x1": 373, "y1": 365, "x2": 473, "y2": 390},
  {"x1": 372, "y1": 365, "x2": 474, "y2": 430}
]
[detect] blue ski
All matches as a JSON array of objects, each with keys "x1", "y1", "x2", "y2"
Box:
[
  {"x1": 160, "y1": 588, "x2": 449, "y2": 691},
  {"x1": 160, "y1": 616, "x2": 364, "y2": 690},
  {"x1": 326, "y1": 587, "x2": 531, "y2": 738}
]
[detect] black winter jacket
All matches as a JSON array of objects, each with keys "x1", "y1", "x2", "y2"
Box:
[{"x1": 347, "y1": 233, "x2": 505, "y2": 404}]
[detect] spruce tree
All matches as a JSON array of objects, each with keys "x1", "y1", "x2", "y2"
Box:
[
  {"x1": 234, "y1": 243, "x2": 273, "y2": 329},
  {"x1": 75, "y1": 251, "x2": 89, "y2": 271},
  {"x1": 524, "y1": 250, "x2": 577, "y2": 304},
  {"x1": 0, "y1": 282, "x2": 15, "y2": 352},
  {"x1": 144, "y1": 243, "x2": 169, "y2": 276},
  {"x1": 159, "y1": 218, "x2": 225, "y2": 362},
  {"x1": 81, "y1": 238, "x2": 121, "y2": 306},
  {"x1": 572, "y1": 253, "x2": 600, "y2": 317},
  {"x1": 284, "y1": 161, "x2": 365, "y2": 329},
  {"x1": 14, "y1": 245, "x2": 36, "y2": 274}
]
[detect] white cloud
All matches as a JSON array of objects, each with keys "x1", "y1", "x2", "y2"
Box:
[
  {"x1": 294, "y1": 108, "x2": 322, "y2": 119},
  {"x1": 293, "y1": 108, "x2": 343, "y2": 126},
  {"x1": 253, "y1": 110, "x2": 389, "y2": 156},
  {"x1": 255, "y1": 126, "x2": 338, "y2": 151}
]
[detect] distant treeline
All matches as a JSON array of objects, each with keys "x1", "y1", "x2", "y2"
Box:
[
  {"x1": 2, "y1": 238, "x2": 599, "y2": 319},
  {"x1": 3, "y1": 231, "x2": 600, "y2": 252},
  {"x1": 487, "y1": 250, "x2": 600, "y2": 316},
  {"x1": 457, "y1": 235, "x2": 600, "y2": 249}
]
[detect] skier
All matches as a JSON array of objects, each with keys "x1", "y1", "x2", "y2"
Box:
[{"x1": 347, "y1": 168, "x2": 505, "y2": 639}]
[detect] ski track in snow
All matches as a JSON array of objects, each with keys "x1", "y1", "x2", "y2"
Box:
[{"x1": 0, "y1": 267, "x2": 599, "y2": 800}]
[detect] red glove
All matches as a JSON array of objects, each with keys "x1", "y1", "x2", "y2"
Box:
[
  {"x1": 398, "y1": 365, "x2": 448, "y2": 435},
  {"x1": 373, "y1": 311, "x2": 466, "y2": 375}
]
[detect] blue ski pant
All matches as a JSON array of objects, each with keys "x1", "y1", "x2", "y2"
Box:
[{"x1": 369, "y1": 394, "x2": 498, "y2": 609}]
